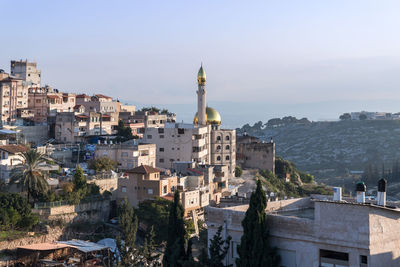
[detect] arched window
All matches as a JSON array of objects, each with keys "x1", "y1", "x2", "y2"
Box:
[
  {"x1": 225, "y1": 145, "x2": 230, "y2": 150},
  {"x1": 226, "y1": 156, "x2": 230, "y2": 161},
  {"x1": 217, "y1": 136, "x2": 221, "y2": 141},
  {"x1": 217, "y1": 145, "x2": 221, "y2": 150},
  {"x1": 217, "y1": 156, "x2": 221, "y2": 161},
  {"x1": 225, "y1": 135, "x2": 230, "y2": 141}
]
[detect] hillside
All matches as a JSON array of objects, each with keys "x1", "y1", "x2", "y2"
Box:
[{"x1": 236, "y1": 119, "x2": 400, "y2": 181}]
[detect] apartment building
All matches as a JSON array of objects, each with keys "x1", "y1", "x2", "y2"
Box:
[
  {"x1": 143, "y1": 122, "x2": 211, "y2": 169},
  {"x1": 0, "y1": 70, "x2": 28, "y2": 125},
  {"x1": 117, "y1": 165, "x2": 178, "y2": 207},
  {"x1": 210, "y1": 129, "x2": 236, "y2": 175},
  {"x1": 28, "y1": 86, "x2": 76, "y2": 123},
  {"x1": 55, "y1": 112, "x2": 118, "y2": 143},
  {"x1": 95, "y1": 143, "x2": 156, "y2": 170},
  {"x1": 10, "y1": 60, "x2": 41, "y2": 88},
  {"x1": 76, "y1": 94, "x2": 118, "y2": 113}
]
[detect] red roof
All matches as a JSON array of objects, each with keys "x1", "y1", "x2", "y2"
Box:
[
  {"x1": 126, "y1": 165, "x2": 161, "y2": 174},
  {"x1": 76, "y1": 94, "x2": 89, "y2": 98},
  {"x1": 0, "y1": 145, "x2": 28, "y2": 154},
  {"x1": 95, "y1": 94, "x2": 112, "y2": 99},
  {"x1": 161, "y1": 194, "x2": 174, "y2": 201}
]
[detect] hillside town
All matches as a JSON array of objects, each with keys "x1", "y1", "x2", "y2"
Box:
[{"x1": 0, "y1": 60, "x2": 400, "y2": 267}]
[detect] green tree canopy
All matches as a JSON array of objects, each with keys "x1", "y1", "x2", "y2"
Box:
[
  {"x1": 236, "y1": 179, "x2": 280, "y2": 267},
  {"x1": 235, "y1": 166, "x2": 243, "y2": 177},
  {"x1": 209, "y1": 226, "x2": 231, "y2": 267},
  {"x1": 88, "y1": 156, "x2": 117, "y2": 173},
  {"x1": 9, "y1": 149, "x2": 49, "y2": 204}
]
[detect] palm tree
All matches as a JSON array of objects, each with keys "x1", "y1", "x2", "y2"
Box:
[{"x1": 9, "y1": 149, "x2": 49, "y2": 204}]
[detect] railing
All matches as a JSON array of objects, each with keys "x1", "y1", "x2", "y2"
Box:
[{"x1": 34, "y1": 195, "x2": 110, "y2": 209}]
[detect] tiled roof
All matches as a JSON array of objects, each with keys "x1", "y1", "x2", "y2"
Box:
[
  {"x1": 95, "y1": 94, "x2": 112, "y2": 99},
  {"x1": 127, "y1": 165, "x2": 161, "y2": 174},
  {"x1": 0, "y1": 145, "x2": 28, "y2": 154}
]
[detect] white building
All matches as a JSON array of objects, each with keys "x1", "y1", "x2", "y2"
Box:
[
  {"x1": 10, "y1": 60, "x2": 41, "y2": 88},
  {"x1": 0, "y1": 144, "x2": 27, "y2": 182}
]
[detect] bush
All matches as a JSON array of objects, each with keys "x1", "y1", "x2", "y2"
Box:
[{"x1": 235, "y1": 166, "x2": 243, "y2": 177}]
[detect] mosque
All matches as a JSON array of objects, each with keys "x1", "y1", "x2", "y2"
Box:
[{"x1": 143, "y1": 64, "x2": 236, "y2": 175}]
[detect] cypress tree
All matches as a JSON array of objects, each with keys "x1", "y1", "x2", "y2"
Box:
[
  {"x1": 236, "y1": 179, "x2": 280, "y2": 267},
  {"x1": 163, "y1": 191, "x2": 187, "y2": 267},
  {"x1": 209, "y1": 226, "x2": 231, "y2": 267}
]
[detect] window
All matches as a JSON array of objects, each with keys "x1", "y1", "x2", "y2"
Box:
[
  {"x1": 147, "y1": 135, "x2": 152, "y2": 139},
  {"x1": 159, "y1": 158, "x2": 164, "y2": 163},
  {"x1": 217, "y1": 136, "x2": 221, "y2": 141},
  {"x1": 226, "y1": 145, "x2": 230, "y2": 150},
  {"x1": 178, "y1": 128, "x2": 185, "y2": 134},
  {"x1": 217, "y1": 145, "x2": 221, "y2": 150},
  {"x1": 122, "y1": 186, "x2": 127, "y2": 193},
  {"x1": 158, "y1": 128, "x2": 164, "y2": 133},
  {"x1": 36, "y1": 99, "x2": 41, "y2": 103},
  {"x1": 226, "y1": 156, "x2": 230, "y2": 160},
  {"x1": 320, "y1": 249, "x2": 349, "y2": 267},
  {"x1": 217, "y1": 156, "x2": 221, "y2": 161},
  {"x1": 172, "y1": 147, "x2": 175, "y2": 150},
  {"x1": 28, "y1": 74, "x2": 31, "y2": 77},
  {"x1": 360, "y1": 255, "x2": 368, "y2": 267},
  {"x1": 225, "y1": 135, "x2": 230, "y2": 141},
  {"x1": 148, "y1": 188, "x2": 153, "y2": 194},
  {"x1": 159, "y1": 148, "x2": 164, "y2": 152}
]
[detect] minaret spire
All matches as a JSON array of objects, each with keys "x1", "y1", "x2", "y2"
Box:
[{"x1": 197, "y1": 64, "x2": 207, "y2": 126}]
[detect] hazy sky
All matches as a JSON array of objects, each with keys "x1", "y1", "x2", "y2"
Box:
[{"x1": 2, "y1": 0, "x2": 400, "y2": 125}]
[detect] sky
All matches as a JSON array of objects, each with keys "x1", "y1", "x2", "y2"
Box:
[{"x1": 2, "y1": 0, "x2": 400, "y2": 127}]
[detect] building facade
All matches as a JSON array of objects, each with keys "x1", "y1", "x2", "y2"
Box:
[
  {"x1": 0, "y1": 144, "x2": 28, "y2": 182},
  {"x1": 10, "y1": 60, "x2": 41, "y2": 87}
]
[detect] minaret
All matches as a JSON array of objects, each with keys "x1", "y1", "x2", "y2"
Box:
[{"x1": 197, "y1": 64, "x2": 207, "y2": 126}]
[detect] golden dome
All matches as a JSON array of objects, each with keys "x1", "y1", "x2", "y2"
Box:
[
  {"x1": 197, "y1": 64, "x2": 206, "y2": 85},
  {"x1": 194, "y1": 107, "x2": 221, "y2": 125}
]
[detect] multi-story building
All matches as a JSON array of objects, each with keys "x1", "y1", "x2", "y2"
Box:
[
  {"x1": 55, "y1": 111, "x2": 118, "y2": 143},
  {"x1": 76, "y1": 94, "x2": 118, "y2": 113},
  {"x1": 0, "y1": 144, "x2": 28, "y2": 182},
  {"x1": 95, "y1": 142, "x2": 156, "y2": 170},
  {"x1": 0, "y1": 70, "x2": 29, "y2": 125},
  {"x1": 10, "y1": 60, "x2": 41, "y2": 88},
  {"x1": 28, "y1": 86, "x2": 76, "y2": 123},
  {"x1": 143, "y1": 122, "x2": 211, "y2": 169},
  {"x1": 117, "y1": 165, "x2": 178, "y2": 207},
  {"x1": 236, "y1": 134, "x2": 275, "y2": 173}
]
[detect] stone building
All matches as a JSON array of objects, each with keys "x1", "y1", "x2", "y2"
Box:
[
  {"x1": 75, "y1": 94, "x2": 118, "y2": 113},
  {"x1": 236, "y1": 134, "x2": 275, "y2": 173},
  {"x1": 207, "y1": 194, "x2": 400, "y2": 267},
  {"x1": 95, "y1": 142, "x2": 156, "y2": 170},
  {"x1": 10, "y1": 60, "x2": 41, "y2": 88}
]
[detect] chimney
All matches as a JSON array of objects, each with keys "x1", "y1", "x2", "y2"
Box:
[
  {"x1": 356, "y1": 182, "x2": 366, "y2": 203},
  {"x1": 333, "y1": 187, "x2": 342, "y2": 201},
  {"x1": 377, "y1": 178, "x2": 387, "y2": 206}
]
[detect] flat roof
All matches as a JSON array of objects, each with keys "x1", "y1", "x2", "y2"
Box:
[{"x1": 18, "y1": 242, "x2": 70, "y2": 251}]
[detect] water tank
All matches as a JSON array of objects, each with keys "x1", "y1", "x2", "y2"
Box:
[
  {"x1": 378, "y1": 178, "x2": 387, "y2": 192},
  {"x1": 333, "y1": 187, "x2": 342, "y2": 201},
  {"x1": 356, "y1": 181, "x2": 366, "y2": 192}
]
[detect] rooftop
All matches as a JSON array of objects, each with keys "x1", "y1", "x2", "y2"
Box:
[
  {"x1": 127, "y1": 165, "x2": 161, "y2": 174},
  {"x1": 0, "y1": 144, "x2": 28, "y2": 154}
]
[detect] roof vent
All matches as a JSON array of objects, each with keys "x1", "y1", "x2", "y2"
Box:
[
  {"x1": 377, "y1": 178, "x2": 387, "y2": 206},
  {"x1": 356, "y1": 181, "x2": 366, "y2": 204}
]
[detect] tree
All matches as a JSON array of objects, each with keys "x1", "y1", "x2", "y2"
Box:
[
  {"x1": 88, "y1": 156, "x2": 117, "y2": 173},
  {"x1": 9, "y1": 149, "x2": 49, "y2": 204},
  {"x1": 235, "y1": 166, "x2": 243, "y2": 177},
  {"x1": 73, "y1": 165, "x2": 87, "y2": 191},
  {"x1": 236, "y1": 180, "x2": 280, "y2": 267},
  {"x1": 163, "y1": 191, "x2": 187, "y2": 267},
  {"x1": 359, "y1": 114, "x2": 367, "y2": 120},
  {"x1": 339, "y1": 113, "x2": 351, "y2": 120},
  {"x1": 142, "y1": 226, "x2": 161, "y2": 266},
  {"x1": 115, "y1": 120, "x2": 134, "y2": 143},
  {"x1": 209, "y1": 226, "x2": 231, "y2": 267},
  {"x1": 116, "y1": 199, "x2": 139, "y2": 266}
]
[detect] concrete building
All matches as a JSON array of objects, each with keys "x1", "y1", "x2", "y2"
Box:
[
  {"x1": 117, "y1": 165, "x2": 178, "y2": 207},
  {"x1": 0, "y1": 144, "x2": 28, "y2": 182},
  {"x1": 55, "y1": 112, "x2": 118, "y2": 143},
  {"x1": 95, "y1": 142, "x2": 156, "y2": 170},
  {"x1": 76, "y1": 94, "x2": 118, "y2": 113},
  {"x1": 210, "y1": 129, "x2": 236, "y2": 175},
  {"x1": 28, "y1": 86, "x2": 76, "y2": 124},
  {"x1": 143, "y1": 122, "x2": 211, "y2": 169},
  {"x1": 0, "y1": 70, "x2": 29, "y2": 125},
  {"x1": 207, "y1": 193, "x2": 400, "y2": 267},
  {"x1": 10, "y1": 60, "x2": 41, "y2": 88},
  {"x1": 236, "y1": 135, "x2": 275, "y2": 173}
]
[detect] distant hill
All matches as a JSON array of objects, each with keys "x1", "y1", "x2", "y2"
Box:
[{"x1": 236, "y1": 119, "x2": 400, "y2": 180}]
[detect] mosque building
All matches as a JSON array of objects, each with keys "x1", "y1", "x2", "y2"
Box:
[{"x1": 143, "y1": 64, "x2": 236, "y2": 175}]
